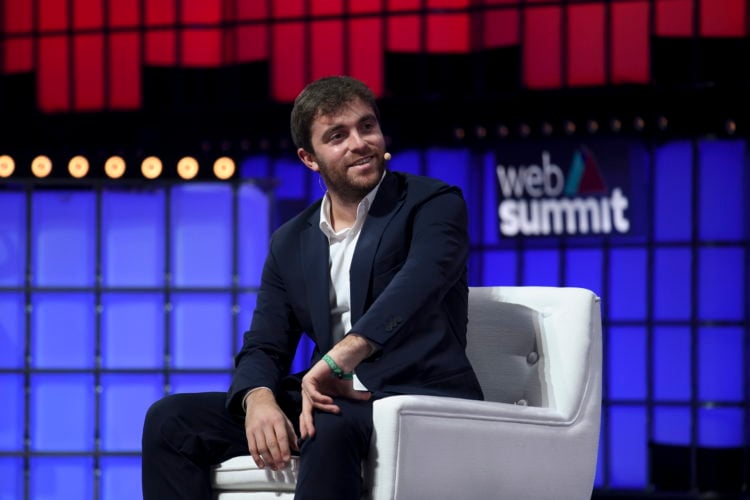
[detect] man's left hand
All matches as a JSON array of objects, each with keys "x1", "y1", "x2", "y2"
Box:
[{"x1": 299, "y1": 334, "x2": 373, "y2": 439}]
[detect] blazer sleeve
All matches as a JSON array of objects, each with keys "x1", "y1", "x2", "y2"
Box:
[
  {"x1": 350, "y1": 186, "x2": 469, "y2": 348},
  {"x1": 226, "y1": 236, "x2": 303, "y2": 415}
]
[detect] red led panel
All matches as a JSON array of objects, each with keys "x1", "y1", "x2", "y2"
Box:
[
  {"x1": 428, "y1": 0, "x2": 470, "y2": 7},
  {"x1": 73, "y1": 34, "x2": 104, "y2": 111},
  {"x1": 4, "y1": 0, "x2": 33, "y2": 33},
  {"x1": 146, "y1": 31, "x2": 177, "y2": 65},
  {"x1": 523, "y1": 6, "x2": 562, "y2": 89},
  {"x1": 272, "y1": 0, "x2": 305, "y2": 18},
  {"x1": 700, "y1": 0, "x2": 745, "y2": 37},
  {"x1": 237, "y1": 0, "x2": 268, "y2": 20},
  {"x1": 567, "y1": 3, "x2": 605, "y2": 87},
  {"x1": 348, "y1": 18, "x2": 384, "y2": 96},
  {"x1": 73, "y1": 0, "x2": 103, "y2": 30},
  {"x1": 271, "y1": 23, "x2": 306, "y2": 102},
  {"x1": 387, "y1": 15, "x2": 421, "y2": 52},
  {"x1": 610, "y1": 1, "x2": 649, "y2": 84},
  {"x1": 482, "y1": 0, "x2": 520, "y2": 4},
  {"x1": 3, "y1": 39, "x2": 33, "y2": 73},
  {"x1": 38, "y1": 35, "x2": 70, "y2": 112},
  {"x1": 655, "y1": 0, "x2": 693, "y2": 37},
  {"x1": 145, "y1": 0, "x2": 176, "y2": 26},
  {"x1": 311, "y1": 0, "x2": 343, "y2": 16},
  {"x1": 109, "y1": 33, "x2": 141, "y2": 109},
  {"x1": 39, "y1": 0, "x2": 68, "y2": 32},
  {"x1": 181, "y1": 29, "x2": 223, "y2": 66},
  {"x1": 388, "y1": 0, "x2": 420, "y2": 12},
  {"x1": 427, "y1": 14, "x2": 470, "y2": 53},
  {"x1": 350, "y1": 0, "x2": 383, "y2": 15},
  {"x1": 235, "y1": 25, "x2": 268, "y2": 62},
  {"x1": 182, "y1": 0, "x2": 222, "y2": 25},
  {"x1": 109, "y1": 0, "x2": 140, "y2": 28},
  {"x1": 311, "y1": 20, "x2": 345, "y2": 81},
  {"x1": 483, "y1": 9, "x2": 520, "y2": 48}
]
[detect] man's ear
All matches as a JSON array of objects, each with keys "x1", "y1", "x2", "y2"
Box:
[{"x1": 297, "y1": 148, "x2": 319, "y2": 172}]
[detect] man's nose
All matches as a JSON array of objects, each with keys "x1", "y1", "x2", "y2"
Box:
[{"x1": 348, "y1": 131, "x2": 367, "y2": 150}]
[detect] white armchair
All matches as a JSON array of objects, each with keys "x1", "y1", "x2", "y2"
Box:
[{"x1": 212, "y1": 286, "x2": 602, "y2": 500}]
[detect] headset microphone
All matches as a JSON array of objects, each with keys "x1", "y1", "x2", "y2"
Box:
[{"x1": 384, "y1": 152, "x2": 392, "y2": 161}]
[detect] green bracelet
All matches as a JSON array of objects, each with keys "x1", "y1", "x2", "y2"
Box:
[{"x1": 322, "y1": 354, "x2": 354, "y2": 380}]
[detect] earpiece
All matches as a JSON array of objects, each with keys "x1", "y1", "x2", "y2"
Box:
[{"x1": 384, "y1": 152, "x2": 392, "y2": 161}]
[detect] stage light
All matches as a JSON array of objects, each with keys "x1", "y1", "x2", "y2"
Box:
[
  {"x1": 519, "y1": 123, "x2": 530, "y2": 137},
  {"x1": 475, "y1": 126, "x2": 487, "y2": 139},
  {"x1": 497, "y1": 124, "x2": 509, "y2": 138},
  {"x1": 725, "y1": 119, "x2": 736, "y2": 135},
  {"x1": 586, "y1": 120, "x2": 599, "y2": 134},
  {"x1": 657, "y1": 115, "x2": 668, "y2": 131},
  {"x1": 564, "y1": 120, "x2": 576, "y2": 135},
  {"x1": 634, "y1": 116, "x2": 645, "y2": 131},
  {"x1": 141, "y1": 156, "x2": 163, "y2": 179},
  {"x1": 177, "y1": 156, "x2": 199, "y2": 180},
  {"x1": 213, "y1": 157, "x2": 235, "y2": 180},
  {"x1": 453, "y1": 127, "x2": 465, "y2": 140},
  {"x1": 610, "y1": 118, "x2": 622, "y2": 132},
  {"x1": 105, "y1": 156, "x2": 126, "y2": 178},
  {"x1": 68, "y1": 155, "x2": 90, "y2": 179},
  {"x1": 0, "y1": 155, "x2": 15, "y2": 178},
  {"x1": 31, "y1": 155, "x2": 52, "y2": 178},
  {"x1": 541, "y1": 122, "x2": 553, "y2": 136}
]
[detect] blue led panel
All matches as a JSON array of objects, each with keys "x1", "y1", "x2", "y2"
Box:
[
  {"x1": 653, "y1": 327, "x2": 691, "y2": 401},
  {"x1": 564, "y1": 248, "x2": 603, "y2": 296},
  {"x1": 237, "y1": 184, "x2": 270, "y2": 288},
  {"x1": 522, "y1": 249, "x2": 559, "y2": 286},
  {"x1": 481, "y1": 250, "x2": 517, "y2": 286},
  {"x1": 608, "y1": 326, "x2": 647, "y2": 400},
  {"x1": 653, "y1": 247, "x2": 692, "y2": 320},
  {"x1": 482, "y1": 152, "x2": 501, "y2": 246},
  {"x1": 0, "y1": 458, "x2": 23, "y2": 500},
  {"x1": 171, "y1": 293, "x2": 233, "y2": 369},
  {"x1": 0, "y1": 375, "x2": 23, "y2": 450},
  {"x1": 609, "y1": 405, "x2": 647, "y2": 488},
  {"x1": 31, "y1": 293, "x2": 94, "y2": 369},
  {"x1": 170, "y1": 373, "x2": 232, "y2": 394},
  {"x1": 30, "y1": 457, "x2": 93, "y2": 500},
  {"x1": 0, "y1": 293, "x2": 24, "y2": 367},
  {"x1": 101, "y1": 374, "x2": 163, "y2": 451},
  {"x1": 0, "y1": 191, "x2": 26, "y2": 286},
  {"x1": 101, "y1": 457, "x2": 142, "y2": 500},
  {"x1": 101, "y1": 293, "x2": 164, "y2": 368},
  {"x1": 171, "y1": 184, "x2": 233, "y2": 287},
  {"x1": 426, "y1": 148, "x2": 470, "y2": 195},
  {"x1": 101, "y1": 188, "x2": 165, "y2": 287},
  {"x1": 31, "y1": 374, "x2": 94, "y2": 451},
  {"x1": 698, "y1": 327, "x2": 744, "y2": 402},
  {"x1": 698, "y1": 247, "x2": 745, "y2": 321},
  {"x1": 654, "y1": 141, "x2": 692, "y2": 242},
  {"x1": 390, "y1": 150, "x2": 422, "y2": 176},
  {"x1": 274, "y1": 157, "x2": 307, "y2": 199},
  {"x1": 698, "y1": 140, "x2": 745, "y2": 240},
  {"x1": 31, "y1": 190, "x2": 95, "y2": 287},
  {"x1": 698, "y1": 407, "x2": 745, "y2": 447},
  {"x1": 608, "y1": 248, "x2": 647, "y2": 320},
  {"x1": 654, "y1": 406, "x2": 691, "y2": 445},
  {"x1": 240, "y1": 155, "x2": 270, "y2": 179}
]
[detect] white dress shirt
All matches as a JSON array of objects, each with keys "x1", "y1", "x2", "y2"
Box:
[{"x1": 318, "y1": 172, "x2": 386, "y2": 390}]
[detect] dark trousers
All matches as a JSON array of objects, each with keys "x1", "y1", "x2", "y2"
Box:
[{"x1": 141, "y1": 390, "x2": 373, "y2": 500}]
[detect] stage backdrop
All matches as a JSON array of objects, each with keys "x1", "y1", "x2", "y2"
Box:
[{"x1": 0, "y1": 137, "x2": 748, "y2": 499}]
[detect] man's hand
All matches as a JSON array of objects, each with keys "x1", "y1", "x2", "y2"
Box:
[
  {"x1": 244, "y1": 388, "x2": 299, "y2": 471},
  {"x1": 299, "y1": 334, "x2": 374, "y2": 439}
]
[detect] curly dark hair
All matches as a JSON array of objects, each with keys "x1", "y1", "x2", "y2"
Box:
[{"x1": 290, "y1": 75, "x2": 381, "y2": 153}]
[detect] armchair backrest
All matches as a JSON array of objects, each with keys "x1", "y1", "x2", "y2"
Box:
[{"x1": 466, "y1": 286, "x2": 601, "y2": 419}]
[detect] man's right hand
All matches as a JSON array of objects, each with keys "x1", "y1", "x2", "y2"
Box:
[{"x1": 244, "y1": 388, "x2": 299, "y2": 471}]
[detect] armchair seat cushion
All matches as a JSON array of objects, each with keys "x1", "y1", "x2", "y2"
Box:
[{"x1": 212, "y1": 455, "x2": 298, "y2": 493}]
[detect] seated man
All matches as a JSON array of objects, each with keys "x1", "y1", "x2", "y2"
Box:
[{"x1": 141, "y1": 75, "x2": 483, "y2": 500}]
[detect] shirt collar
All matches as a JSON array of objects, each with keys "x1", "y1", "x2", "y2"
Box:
[{"x1": 319, "y1": 170, "x2": 387, "y2": 238}]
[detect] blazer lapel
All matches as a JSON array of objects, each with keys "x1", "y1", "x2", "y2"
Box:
[
  {"x1": 301, "y1": 211, "x2": 332, "y2": 352},
  {"x1": 349, "y1": 172, "x2": 405, "y2": 324}
]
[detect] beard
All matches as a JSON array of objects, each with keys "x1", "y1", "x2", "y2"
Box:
[{"x1": 318, "y1": 155, "x2": 385, "y2": 205}]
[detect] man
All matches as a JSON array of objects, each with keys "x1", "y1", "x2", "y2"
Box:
[{"x1": 142, "y1": 75, "x2": 483, "y2": 500}]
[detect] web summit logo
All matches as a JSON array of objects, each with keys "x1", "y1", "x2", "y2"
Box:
[{"x1": 496, "y1": 148, "x2": 630, "y2": 237}]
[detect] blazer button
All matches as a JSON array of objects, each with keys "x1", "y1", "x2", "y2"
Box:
[{"x1": 527, "y1": 351, "x2": 539, "y2": 365}]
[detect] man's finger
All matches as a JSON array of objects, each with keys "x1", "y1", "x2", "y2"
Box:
[{"x1": 248, "y1": 433, "x2": 266, "y2": 469}]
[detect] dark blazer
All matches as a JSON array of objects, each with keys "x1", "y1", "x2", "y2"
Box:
[{"x1": 227, "y1": 171, "x2": 483, "y2": 414}]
